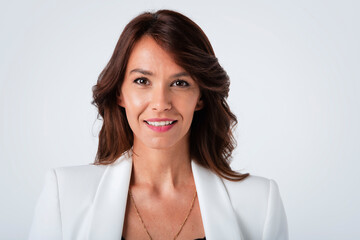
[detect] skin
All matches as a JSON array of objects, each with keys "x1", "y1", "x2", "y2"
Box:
[{"x1": 118, "y1": 35, "x2": 205, "y2": 239}]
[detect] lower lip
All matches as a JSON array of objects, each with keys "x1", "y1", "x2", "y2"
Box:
[{"x1": 145, "y1": 121, "x2": 177, "y2": 132}]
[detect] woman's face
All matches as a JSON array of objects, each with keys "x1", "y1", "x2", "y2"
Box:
[{"x1": 118, "y1": 36, "x2": 203, "y2": 150}]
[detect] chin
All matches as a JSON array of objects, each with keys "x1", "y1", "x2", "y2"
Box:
[
  {"x1": 147, "y1": 142, "x2": 176, "y2": 150},
  {"x1": 141, "y1": 137, "x2": 180, "y2": 150}
]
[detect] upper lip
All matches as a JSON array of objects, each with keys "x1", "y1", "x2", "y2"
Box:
[{"x1": 144, "y1": 118, "x2": 177, "y2": 122}]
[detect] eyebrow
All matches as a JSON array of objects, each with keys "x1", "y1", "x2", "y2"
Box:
[
  {"x1": 130, "y1": 68, "x2": 153, "y2": 75},
  {"x1": 129, "y1": 68, "x2": 190, "y2": 78}
]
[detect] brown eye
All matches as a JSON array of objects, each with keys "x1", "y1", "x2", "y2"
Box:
[
  {"x1": 134, "y1": 78, "x2": 149, "y2": 85},
  {"x1": 172, "y1": 80, "x2": 189, "y2": 87}
]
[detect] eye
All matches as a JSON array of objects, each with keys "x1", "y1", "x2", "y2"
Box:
[
  {"x1": 134, "y1": 77, "x2": 149, "y2": 85},
  {"x1": 172, "y1": 80, "x2": 189, "y2": 87}
]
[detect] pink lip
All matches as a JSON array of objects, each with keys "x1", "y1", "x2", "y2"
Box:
[{"x1": 144, "y1": 118, "x2": 177, "y2": 132}]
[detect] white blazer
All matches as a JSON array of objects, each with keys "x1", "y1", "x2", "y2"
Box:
[{"x1": 29, "y1": 151, "x2": 289, "y2": 240}]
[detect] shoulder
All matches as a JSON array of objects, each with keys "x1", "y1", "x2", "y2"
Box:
[
  {"x1": 53, "y1": 163, "x2": 108, "y2": 184},
  {"x1": 223, "y1": 175, "x2": 275, "y2": 201},
  {"x1": 222, "y1": 175, "x2": 274, "y2": 217},
  {"x1": 42, "y1": 164, "x2": 109, "y2": 209},
  {"x1": 30, "y1": 164, "x2": 110, "y2": 239},
  {"x1": 222, "y1": 175, "x2": 289, "y2": 240},
  {"x1": 222, "y1": 174, "x2": 285, "y2": 214},
  {"x1": 49, "y1": 163, "x2": 108, "y2": 196}
]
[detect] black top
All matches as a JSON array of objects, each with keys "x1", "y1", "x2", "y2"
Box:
[{"x1": 121, "y1": 237, "x2": 206, "y2": 240}]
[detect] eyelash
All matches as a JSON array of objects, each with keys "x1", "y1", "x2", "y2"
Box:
[
  {"x1": 133, "y1": 78, "x2": 190, "y2": 87},
  {"x1": 172, "y1": 80, "x2": 189, "y2": 87},
  {"x1": 134, "y1": 78, "x2": 149, "y2": 85}
]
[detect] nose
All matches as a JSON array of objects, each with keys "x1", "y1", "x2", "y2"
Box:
[{"x1": 150, "y1": 85, "x2": 172, "y2": 112}]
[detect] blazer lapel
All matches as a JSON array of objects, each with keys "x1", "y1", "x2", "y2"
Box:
[
  {"x1": 192, "y1": 161, "x2": 244, "y2": 240},
  {"x1": 87, "y1": 152, "x2": 133, "y2": 240},
  {"x1": 83, "y1": 152, "x2": 243, "y2": 240}
]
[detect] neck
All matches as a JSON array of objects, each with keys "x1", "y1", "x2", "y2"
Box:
[{"x1": 131, "y1": 138, "x2": 193, "y2": 193}]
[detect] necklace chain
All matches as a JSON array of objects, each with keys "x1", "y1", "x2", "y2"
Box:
[{"x1": 129, "y1": 189, "x2": 197, "y2": 240}]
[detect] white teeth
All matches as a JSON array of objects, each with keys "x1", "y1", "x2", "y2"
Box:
[{"x1": 146, "y1": 121, "x2": 175, "y2": 126}]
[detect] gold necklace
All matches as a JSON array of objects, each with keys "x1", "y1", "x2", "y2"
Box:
[{"x1": 129, "y1": 189, "x2": 197, "y2": 240}]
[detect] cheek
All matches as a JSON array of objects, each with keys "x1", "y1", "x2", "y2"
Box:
[
  {"x1": 122, "y1": 92, "x2": 148, "y2": 128},
  {"x1": 176, "y1": 97, "x2": 199, "y2": 122},
  {"x1": 123, "y1": 91, "x2": 147, "y2": 110}
]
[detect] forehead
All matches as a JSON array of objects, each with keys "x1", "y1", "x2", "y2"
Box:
[{"x1": 126, "y1": 35, "x2": 186, "y2": 74}]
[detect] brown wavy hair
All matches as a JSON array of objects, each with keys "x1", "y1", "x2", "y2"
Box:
[{"x1": 92, "y1": 9, "x2": 249, "y2": 181}]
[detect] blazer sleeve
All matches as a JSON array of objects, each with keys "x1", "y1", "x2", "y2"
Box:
[
  {"x1": 29, "y1": 169, "x2": 62, "y2": 240},
  {"x1": 262, "y1": 179, "x2": 289, "y2": 240}
]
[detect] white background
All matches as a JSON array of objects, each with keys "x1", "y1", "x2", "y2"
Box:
[{"x1": 1, "y1": 0, "x2": 359, "y2": 239}]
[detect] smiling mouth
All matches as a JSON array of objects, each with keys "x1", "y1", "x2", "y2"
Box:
[{"x1": 144, "y1": 120, "x2": 177, "y2": 127}]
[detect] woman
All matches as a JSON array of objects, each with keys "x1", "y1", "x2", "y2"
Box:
[{"x1": 29, "y1": 10, "x2": 288, "y2": 240}]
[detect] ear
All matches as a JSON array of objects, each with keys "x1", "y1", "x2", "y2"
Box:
[
  {"x1": 194, "y1": 97, "x2": 204, "y2": 111},
  {"x1": 117, "y1": 93, "x2": 125, "y2": 108}
]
